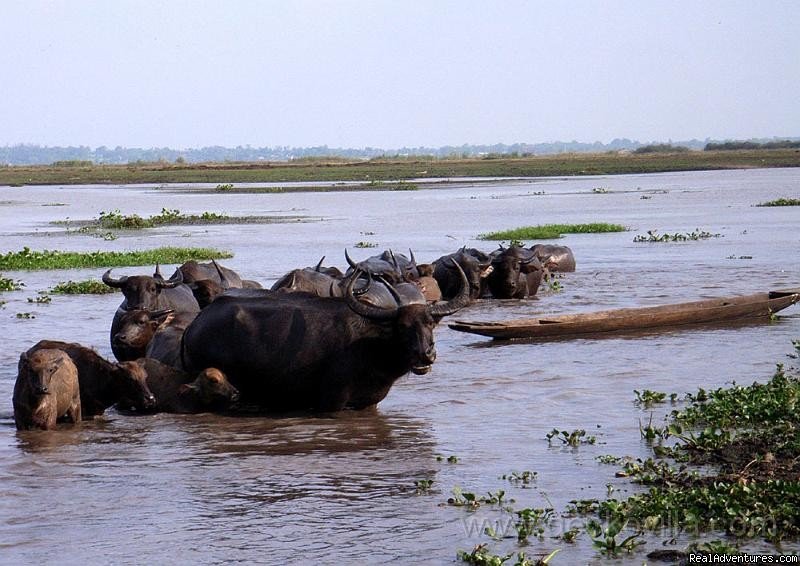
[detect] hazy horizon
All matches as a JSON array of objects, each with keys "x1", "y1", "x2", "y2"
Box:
[{"x1": 2, "y1": 1, "x2": 798, "y2": 150}]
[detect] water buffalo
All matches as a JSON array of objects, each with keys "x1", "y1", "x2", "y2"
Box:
[
  {"x1": 529, "y1": 244, "x2": 576, "y2": 272},
  {"x1": 271, "y1": 267, "x2": 342, "y2": 297},
  {"x1": 416, "y1": 263, "x2": 443, "y2": 303},
  {"x1": 177, "y1": 259, "x2": 243, "y2": 288},
  {"x1": 175, "y1": 259, "x2": 259, "y2": 307},
  {"x1": 144, "y1": 311, "x2": 199, "y2": 369},
  {"x1": 128, "y1": 359, "x2": 239, "y2": 414},
  {"x1": 104, "y1": 266, "x2": 200, "y2": 361},
  {"x1": 345, "y1": 249, "x2": 419, "y2": 283},
  {"x1": 111, "y1": 308, "x2": 173, "y2": 360},
  {"x1": 432, "y1": 247, "x2": 493, "y2": 301},
  {"x1": 486, "y1": 245, "x2": 543, "y2": 299},
  {"x1": 182, "y1": 264, "x2": 470, "y2": 412},
  {"x1": 27, "y1": 340, "x2": 156, "y2": 417},
  {"x1": 14, "y1": 349, "x2": 81, "y2": 430}
]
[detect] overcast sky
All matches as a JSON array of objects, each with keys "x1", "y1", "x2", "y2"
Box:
[{"x1": 1, "y1": 1, "x2": 798, "y2": 149}]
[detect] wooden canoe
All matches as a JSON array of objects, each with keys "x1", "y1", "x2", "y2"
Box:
[{"x1": 448, "y1": 290, "x2": 800, "y2": 340}]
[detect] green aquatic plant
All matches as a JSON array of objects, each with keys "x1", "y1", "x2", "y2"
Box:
[
  {"x1": 16, "y1": 312, "x2": 35, "y2": 319},
  {"x1": 634, "y1": 389, "x2": 667, "y2": 407},
  {"x1": 0, "y1": 246, "x2": 232, "y2": 270},
  {"x1": 50, "y1": 280, "x2": 117, "y2": 294},
  {"x1": 755, "y1": 198, "x2": 800, "y2": 207},
  {"x1": 436, "y1": 454, "x2": 460, "y2": 463},
  {"x1": 502, "y1": 470, "x2": 537, "y2": 485},
  {"x1": 546, "y1": 428, "x2": 596, "y2": 447},
  {"x1": 1, "y1": 274, "x2": 24, "y2": 291},
  {"x1": 633, "y1": 228, "x2": 722, "y2": 242},
  {"x1": 414, "y1": 479, "x2": 434, "y2": 494},
  {"x1": 354, "y1": 241, "x2": 378, "y2": 248},
  {"x1": 27, "y1": 295, "x2": 52, "y2": 304},
  {"x1": 479, "y1": 223, "x2": 627, "y2": 241},
  {"x1": 514, "y1": 507, "x2": 554, "y2": 543},
  {"x1": 585, "y1": 516, "x2": 644, "y2": 556},
  {"x1": 457, "y1": 545, "x2": 558, "y2": 566}
]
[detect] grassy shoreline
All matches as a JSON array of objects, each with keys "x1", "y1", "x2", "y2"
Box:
[{"x1": 1, "y1": 149, "x2": 798, "y2": 186}]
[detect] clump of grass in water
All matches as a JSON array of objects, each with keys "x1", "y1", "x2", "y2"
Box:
[
  {"x1": 50, "y1": 280, "x2": 117, "y2": 294},
  {"x1": 0, "y1": 246, "x2": 232, "y2": 270},
  {"x1": 755, "y1": 197, "x2": 800, "y2": 207},
  {"x1": 354, "y1": 241, "x2": 378, "y2": 249},
  {"x1": 92, "y1": 208, "x2": 230, "y2": 229},
  {"x1": 479, "y1": 223, "x2": 627, "y2": 241},
  {"x1": 1, "y1": 274, "x2": 24, "y2": 292},
  {"x1": 633, "y1": 228, "x2": 722, "y2": 242}
]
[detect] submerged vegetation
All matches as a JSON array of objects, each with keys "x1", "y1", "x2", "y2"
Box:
[
  {"x1": 0, "y1": 246, "x2": 232, "y2": 270},
  {"x1": 756, "y1": 198, "x2": 800, "y2": 207},
  {"x1": 479, "y1": 223, "x2": 627, "y2": 241}
]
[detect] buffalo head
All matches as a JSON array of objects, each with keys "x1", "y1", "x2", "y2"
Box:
[
  {"x1": 103, "y1": 267, "x2": 184, "y2": 311},
  {"x1": 344, "y1": 260, "x2": 469, "y2": 375}
]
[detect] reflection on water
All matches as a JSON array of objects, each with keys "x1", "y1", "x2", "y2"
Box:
[{"x1": 1, "y1": 169, "x2": 799, "y2": 563}]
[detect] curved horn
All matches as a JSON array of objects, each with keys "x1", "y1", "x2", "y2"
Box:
[
  {"x1": 211, "y1": 258, "x2": 231, "y2": 289},
  {"x1": 344, "y1": 249, "x2": 358, "y2": 271},
  {"x1": 353, "y1": 270, "x2": 371, "y2": 296},
  {"x1": 376, "y1": 275, "x2": 403, "y2": 307},
  {"x1": 102, "y1": 269, "x2": 128, "y2": 288},
  {"x1": 315, "y1": 256, "x2": 326, "y2": 272},
  {"x1": 153, "y1": 263, "x2": 164, "y2": 279},
  {"x1": 156, "y1": 267, "x2": 183, "y2": 289},
  {"x1": 345, "y1": 269, "x2": 397, "y2": 320},
  {"x1": 408, "y1": 249, "x2": 417, "y2": 267},
  {"x1": 429, "y1": 259, "x2": 471, "y2": 318}
]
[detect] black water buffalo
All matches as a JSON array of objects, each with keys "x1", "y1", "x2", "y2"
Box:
[
  {"x1": 182, "y1": 265, "x2": 470, "y2": 412},
  {"x1": 14, "y1": 349, "x2": 81, "y2": 430},
  {"x1": 103, "y1": 266, "x2": 200, "y2": 361},
  {"x1": 486, "y1": 245, "x2": 543, "y2": 299},
  {"x1": 432, "y1": 247, "x2": 493, "y2": 301},
  {"x1": 174, "y1": 259, "x2": 261, "y2": 307},
  {"x1": 345, "y1": 249, "x2": 419, "y2": 283},
  {"x1": 177, "y1": 259, "x2": 243, "y2": 288},
  {"x1": 271, "y1": 267, "x2": 343, "y2": 297},
  {"x1": 129, "y1": 359, "x2": 239, "y2": 414},
  {"x1": 144, "y1": 311, "x2": 199, "y2": 369},
  {"x1": 529, "y1": 244, "x2": 576, "y2": 272},
  {"x1": 27, "y1": 340, "x2": 156, "y2": 417}
]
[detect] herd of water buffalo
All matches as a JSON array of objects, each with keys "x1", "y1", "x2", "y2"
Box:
[{"x1": 12, "y1": 243, "x2": 574, "y2": 430}]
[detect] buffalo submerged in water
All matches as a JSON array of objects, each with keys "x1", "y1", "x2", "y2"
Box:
[{"x1": 181, "y1": 264, "x2": 470, "y2": 412}]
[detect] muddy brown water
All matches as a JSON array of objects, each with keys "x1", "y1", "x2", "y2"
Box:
[{"x1": 1, "y1": 169, "x2": 799, "y2": 564}]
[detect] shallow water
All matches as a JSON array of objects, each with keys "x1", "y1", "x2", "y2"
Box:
[{"x1": 1, "y1": 169, "x2": 799, "y2": 564}]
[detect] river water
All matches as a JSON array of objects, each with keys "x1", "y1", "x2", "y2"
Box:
[{"x1": 0, "y1": 169, "x2": 798, "y2": 564}]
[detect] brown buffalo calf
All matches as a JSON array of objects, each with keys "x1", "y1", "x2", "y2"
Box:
[
  {"x1": 14, "y1": 349, "x2": 82, "y2": 430},
  {"x1": 27, "y1": 340, "x2": 156, "y2": 417},
  {"x1": 132, "y1": 358, "x2": 239, "y2": 414}
]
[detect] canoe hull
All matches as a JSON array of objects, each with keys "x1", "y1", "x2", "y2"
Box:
[{"x1": 448, "y1": 291, "x2": 800, "y2": 340}]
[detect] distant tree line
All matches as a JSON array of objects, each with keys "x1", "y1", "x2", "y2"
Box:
[
  {"x1": 633, "y1": 144, "x2": 691, "y2": 154},
  {"x1": 0, "y1": 137, "x2": 797, "y2": 165},
  {"x1": 704, "y1": 140, "x2": 800, "y2": 151}
]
